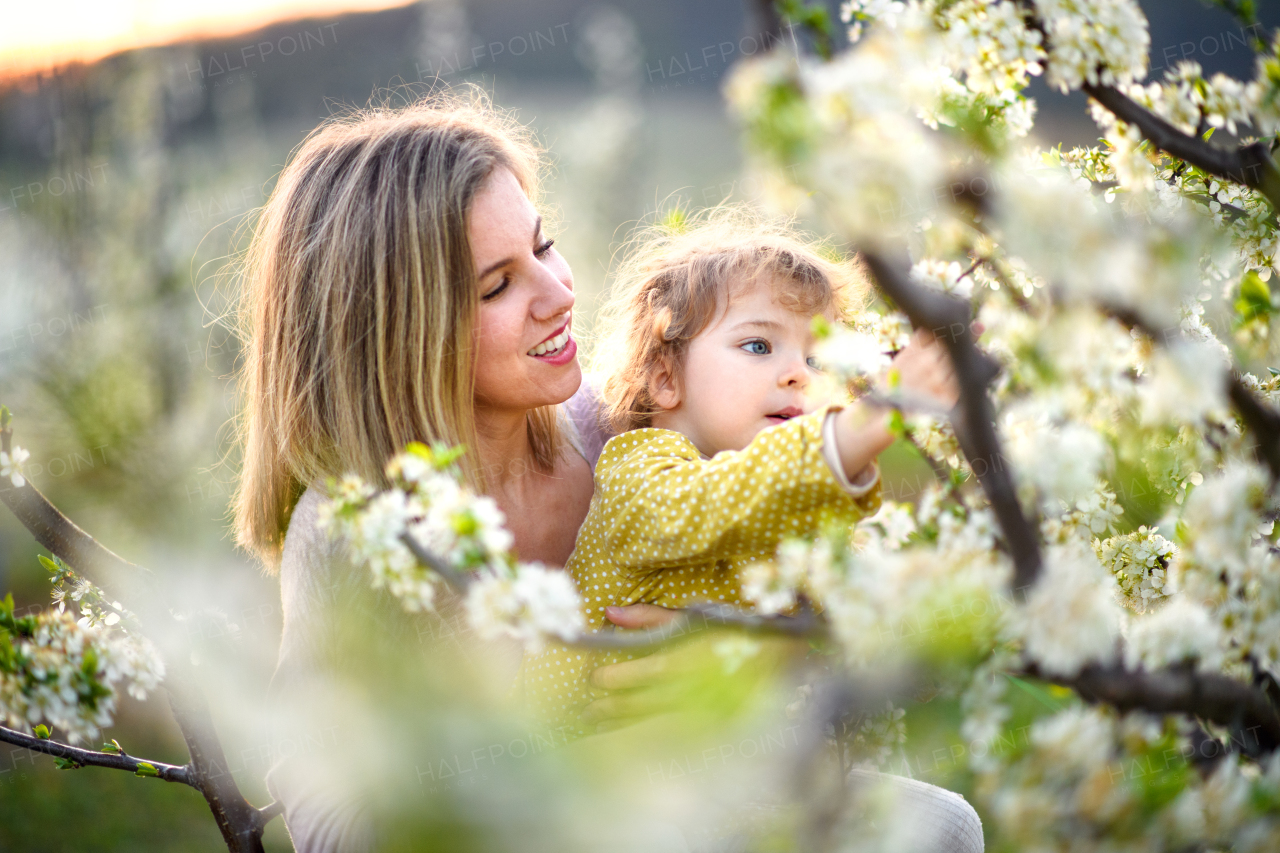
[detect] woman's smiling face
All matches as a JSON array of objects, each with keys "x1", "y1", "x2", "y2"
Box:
[{"x1": 469, "y1": 167, "x2": 581, "y2": 415}]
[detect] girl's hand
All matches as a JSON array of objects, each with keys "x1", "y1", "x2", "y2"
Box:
[
  {"x1": 830, "y1": 320, "x2": 981, "y2": 483},
  {"x1": 887, "y1": 326, "x2": 962, "y2": 410}
]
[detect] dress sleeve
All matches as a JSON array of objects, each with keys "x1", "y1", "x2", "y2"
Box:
[{"x1": 596, "y1": 409, "x2": 882, "y2": 573}]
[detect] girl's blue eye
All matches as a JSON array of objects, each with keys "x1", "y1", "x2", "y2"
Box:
[
  {"x1": 806, "y1": 356, "x2": 820, "y2": 370},
  {"x1": 742, "y1": 340, "x2": 770, "y2": 355}
]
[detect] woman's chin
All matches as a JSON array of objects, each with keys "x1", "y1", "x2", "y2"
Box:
[
  {"x1": 476, "y1": 350, "x2": 582, "y2": 411},
  {"x1": 524, "y1": 339, "x2": 581, "y2": 399},
  {"x1": 543, "y1": 358, "x2": 584, "y2": 405}
]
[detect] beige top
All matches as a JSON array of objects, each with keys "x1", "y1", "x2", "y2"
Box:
[{"x1": 263, "y1": 379, "x2": 612, "y2": 852}]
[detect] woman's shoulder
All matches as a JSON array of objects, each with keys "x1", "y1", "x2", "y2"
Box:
[
  {"x1": 282, "y1": 486, "x2": 344, "y2": 579},
  {"x1": 278, "y1": 484, "x2": 365, "y2": 631},
  {"x1": 562, "y1": 375, "x2": 615, "y2": 470}
]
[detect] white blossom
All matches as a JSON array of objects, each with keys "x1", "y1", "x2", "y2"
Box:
[
  {"x1": 1123, "y1": 596, "x2": 1224, "y2": 672},
  {"x1": 1035, "y1": 0, "x2": 1149, "y2": 93},
  {"x1": 0, "y1": 608, "x2": 163, "y2": 745},
  {"x1": 321, "y1": 448, "x2": 586, "y2": 647},
  {"x1": 1136, "y1": 339, "x2": 1230, "y2": 427},
  {"x1": 911, "y1": 258, "x2": 974, "y2": 298},
  {"x1": 0, "y1": 445, "x2": 29, "y2": 488},
  {"x1": 813, "y1": 323, "x2": 892, "y2": 379},
  {"x1": 1006, "y1": 542, "x2": 1121, "y2": 676},
  {"x1": 1095, "y1": 526, "x2": 1175, "y2": 612},
  {"x1": 464, "y1": 563, "x2": 583, "y2": 653},
  {"x1": 1178, "y1": 460, "x2": 1270, "y2": 578}
]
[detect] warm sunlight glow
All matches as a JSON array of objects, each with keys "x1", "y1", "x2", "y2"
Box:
[{"x1": 1, "y1": 0, "x2": 415, "y2": 79}]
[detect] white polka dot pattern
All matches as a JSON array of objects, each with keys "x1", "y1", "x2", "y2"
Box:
[{"x1": 516, "y1": 409, "x2": 882, "y2": 736}]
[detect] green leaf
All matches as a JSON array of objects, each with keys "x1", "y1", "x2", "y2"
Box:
[
  {"x1": 134, "y1": 762, "x2": 159, "y2": 778},
  {"x1": 101, "y1": 739, "x2": 122, "y2": 754},
  {"x1": 1235, "y1": 270, "x2": 1273, "y2": 322},
  {"x1": 54, "y1": 757, "x2": 81, "y2": 770},
  {"x1": 1004, "y1": 674, "x2": 1068, "y2": 712},
  {"x1": 0, "y1": 405, "x2": 11, "y2": 429},
  {"x1": 660, "y1": 206, "x2": 689, "y2": 234},
  {"x1": 404, "y1": 441, "x2": 433, "y2": 461},
  {"x1": 38, "y1": 555, "x2": 60, "y2": 576},
  {"x1": 887, "y1": 410, "x2": 908, "y2": 439},
  {"x1": 33, "y1": 724, "x2": 49, "y2": 739},
  {"x1": 775, "y1": 0, "x2": 834, "y2": 59}
]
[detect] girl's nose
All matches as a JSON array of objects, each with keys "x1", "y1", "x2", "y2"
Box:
[{"x1": 780, "y1": 352, "x2": 810, "y2": 388}]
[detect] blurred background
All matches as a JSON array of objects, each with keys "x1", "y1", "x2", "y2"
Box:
[{"x1": 0, "y1": 0, "x2": 1275, "y2": 848}]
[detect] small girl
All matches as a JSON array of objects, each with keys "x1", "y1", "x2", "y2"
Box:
[{"x1": 519, "y1": 211, "x2": 959, "y2": 733}]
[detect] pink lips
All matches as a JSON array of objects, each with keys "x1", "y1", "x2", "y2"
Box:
[
  {"x1": 534, "y1": 335, "x2": 577, "y2": 366},
  {"x1": 532, "y1": 318, "x2": 570, "y2": 349},
  {"x1": 766, "y1": 406, "x2": 804, "y2": 422},
  {"x1": 528, "y1": 317, "x2": 576, "y2": 366}
]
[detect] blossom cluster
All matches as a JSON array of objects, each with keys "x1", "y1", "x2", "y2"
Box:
[
  {"x1": 319, "y1": 442, "x2": 583, "y2": 652},
  {"x1": 0, "y1": 592, "x2": 163, "y2": 745}
]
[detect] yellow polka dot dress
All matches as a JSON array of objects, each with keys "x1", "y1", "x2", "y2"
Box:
[{"x1": 517, "y1": 409, "x2": 882, "y2": 736}]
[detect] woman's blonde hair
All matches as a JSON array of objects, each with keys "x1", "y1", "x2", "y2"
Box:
[
  {"x1": 233, "y1": 90, "x2": 560, "y2": 569},
  {"x1": 591, "y1": 207, "x2": 869, "y2": 433}
]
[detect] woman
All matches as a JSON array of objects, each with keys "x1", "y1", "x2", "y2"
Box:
[{"x1": 233, "y1": 92, "x2": 981, "y2": 852}]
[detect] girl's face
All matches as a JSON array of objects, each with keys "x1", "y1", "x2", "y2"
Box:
[
  {"x1": 469, "y1": 167, "x2": 581, "y2": 418},
  {"x1": 650, "y1": 277, "x2": 829, "y2": 458}
]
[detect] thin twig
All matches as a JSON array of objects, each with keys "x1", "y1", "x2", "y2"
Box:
[{"x1": 0, "y1": 725, "x2": 192, "y2": 784}]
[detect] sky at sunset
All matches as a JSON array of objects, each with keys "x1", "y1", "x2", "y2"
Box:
[{"x1": 1, "y1": 0, "x2": 414, "y2": 78}]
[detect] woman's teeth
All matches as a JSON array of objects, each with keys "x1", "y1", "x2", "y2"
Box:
[{"x1": 528, "y1": 328, "x2": 570, "y2": 357}]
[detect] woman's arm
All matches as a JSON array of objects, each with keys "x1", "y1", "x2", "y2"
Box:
[{"x1": 581, "y1": 604, "x2": 806, "y2": 730}]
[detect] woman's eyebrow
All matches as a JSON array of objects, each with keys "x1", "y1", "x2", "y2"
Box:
[{"x1": 478, "y1": 216, "x2": 543, "y2": 280}]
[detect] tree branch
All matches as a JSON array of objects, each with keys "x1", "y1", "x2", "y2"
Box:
[
  {"x1": 0, "y1": 418, "x2": 278, "y2": 852},
  {"x1": 1030, "y1": 663, "x2": 1280, "y2": 753},
  {"x1": 0, "y1": 427, "x2": 148, "y2": 607},
  {"x1": 859, "y1": 249, "x2": 1043, "y2": 590},
  {"x1": 1096, "y1": 300, "x2": 1280, "y2": 482},
  {"x1": 0, "y1": 725, "x2": 192, "y2": 784},
  {"x1": 403, "y1": 525, "x2": 831, "y2": 651},
  {"x1": 1081, "y1": 82, "x2": 1280, "y2": 212}
]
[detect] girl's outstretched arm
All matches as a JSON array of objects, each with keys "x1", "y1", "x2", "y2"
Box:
[{"x1": 831, "y1": 326, "x2": 966, "y2": 482}]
